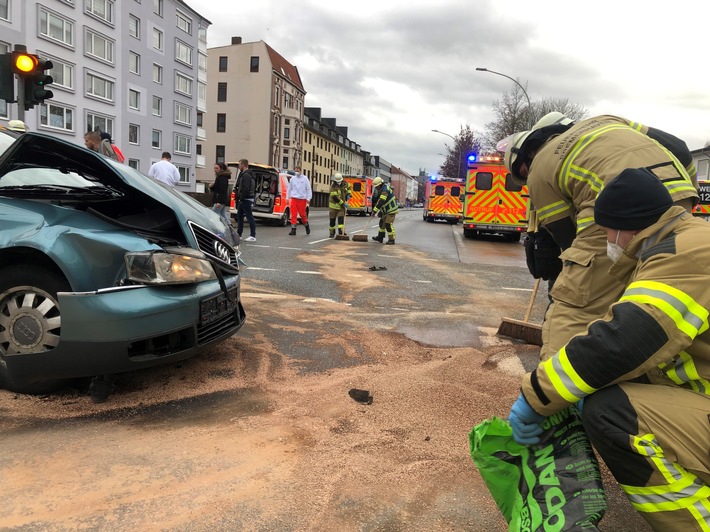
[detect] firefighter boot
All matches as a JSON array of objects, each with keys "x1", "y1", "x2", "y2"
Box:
[
  {"x1": 289, "y1": 226, "x2": 297, "y2": 236},
  {"x1": 385, "y1": 239, "x2": 395, "y2": 245},
  {"x1": 305, "y1": 223, "x2": 311, "y2": 235},
  {"x1": 371, "y1": 234, "x2": 385, "y2": 243},
  {"x1": 329, "y1": 229, "x2": 336, "y2": 238}
]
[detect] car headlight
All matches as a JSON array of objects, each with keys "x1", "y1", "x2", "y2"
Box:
[{"x1": 125, "y1": 251, "x2": 217, "y2": 284}]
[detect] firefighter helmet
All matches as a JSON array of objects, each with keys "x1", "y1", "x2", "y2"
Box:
[
  {"x1": 332, "y1": 173, "x2": 343, "y2": 183},
  {"x1": 533, "y1": 111, "x2": 573, "y2": 129},
  {"x1": 503, "y1": 130, "x2": 533, "y2": 181},
  {"x1": 373, "y1": 176, "x2": 384, "y2": 187}
]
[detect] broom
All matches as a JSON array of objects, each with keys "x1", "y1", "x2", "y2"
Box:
[
  {"x1": 497, "y1": 278, "x2": 543, "y2": 345},
  {"x1": 352, "y1": 215, "x2": 377, "y2": 242}
]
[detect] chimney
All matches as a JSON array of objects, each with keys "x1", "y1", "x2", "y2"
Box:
[{"x1": 231, "y1": 36, "x2": 242, "y2": 45}]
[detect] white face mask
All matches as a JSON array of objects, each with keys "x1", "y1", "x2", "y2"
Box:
[{"x1": 606, "y1": 229, "x2": 624, "y2": 264}]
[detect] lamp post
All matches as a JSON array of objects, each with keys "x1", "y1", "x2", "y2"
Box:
[
  {"x1": 431, "y1": 129, "x2": 461, "y2": 180},
  {"x1": 476, "y1": 67, "x2": 532, "y2": 128}
]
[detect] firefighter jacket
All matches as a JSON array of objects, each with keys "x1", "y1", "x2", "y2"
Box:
[
  {"x1": 528, "y1": 115, "x2": 698, "y2": 244},
  {"x1": 328, "y1": 181, "x2": 351, "y2": 210},
  {"x1": 373, "y1": 183, "x2": 399, "y2": 215},
  {"x1": 522, "y1": 206, "x2": 710, "y2": 416}
]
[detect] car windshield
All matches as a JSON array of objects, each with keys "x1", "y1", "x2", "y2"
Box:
[{"x1": 0, "y1": 129, "x2": 20, "y2": 156}]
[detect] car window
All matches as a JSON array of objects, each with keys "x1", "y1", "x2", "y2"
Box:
[
  {"x1": 0, "y1": 167, "x2": 101, "y2": 188},
  {"x1": 0, "y1": 130, "x2": 18, "y2": 157}
]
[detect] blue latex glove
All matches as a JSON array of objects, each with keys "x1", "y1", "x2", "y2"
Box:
[{"x1": 508, "y1": 393, "x2": 545, "y2": 446}]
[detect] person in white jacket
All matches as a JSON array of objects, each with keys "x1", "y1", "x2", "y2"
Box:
[{"x1": 286, "y1": 166, "x2": 312, "y2": 236}]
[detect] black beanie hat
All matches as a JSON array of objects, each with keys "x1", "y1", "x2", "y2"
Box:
[{"x1": 594, "y1": 167, "x2": 673, "y2": 230}]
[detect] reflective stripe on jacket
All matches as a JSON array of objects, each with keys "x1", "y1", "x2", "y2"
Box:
[{"x1": 373, "y1": 183, "x2": 399, "y2": 214}]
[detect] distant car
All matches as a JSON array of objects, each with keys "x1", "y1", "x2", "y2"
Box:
[
  {"x1": 413, "y1": 203, "x2": 424, "y2": 208},
  {"x1": 0, "y1": 130, "x2": 246, "y2": 394}
]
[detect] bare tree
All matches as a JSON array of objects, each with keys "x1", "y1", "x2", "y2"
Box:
[
  {"x1": 481, "y1": 87, "x2": 589, "y2": 151},
  {"x1": 438, "y1": 125, "x2": 484, "y2": 179}
]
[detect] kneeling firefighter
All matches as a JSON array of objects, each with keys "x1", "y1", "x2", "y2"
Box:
[{"x1": 371, "y1": 176, "x2": 399, "y2": 245}]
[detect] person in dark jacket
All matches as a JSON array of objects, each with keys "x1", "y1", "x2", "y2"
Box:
[
  {"x1": 209, "y1": 162, "x2": 232, "y2": 222},
  {"x1": 235, "y1": 159, "x2": 256, "y2": 241}
]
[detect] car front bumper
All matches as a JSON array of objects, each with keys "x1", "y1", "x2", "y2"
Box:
[{"x1": 3, "y1": 277, "x2": 246, "y2": 384}]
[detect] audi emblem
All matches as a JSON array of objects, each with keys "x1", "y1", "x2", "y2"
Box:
[{"x1": 213, "y1": 241, "x2": 231, "y2": 262}]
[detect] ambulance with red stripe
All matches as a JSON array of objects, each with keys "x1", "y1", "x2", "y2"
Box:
[
  {"x1": 343, "y1": 175, "x2": 374, "y2": 216},
  {"x1": 422, "y1": 176, "x2": 464, "y2": 224},
  {"x1": 462, "y1": 153, "x2": 529, "y2": 242}
]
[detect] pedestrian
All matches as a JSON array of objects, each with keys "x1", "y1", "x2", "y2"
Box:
[
  {"x1": 503, "y1": 112, "x2": 698, "y2": 360},
  {"x1": 328, "y1": 173, "x2": 350, "y2": 238},
  {"x1": 286, "y1": 165, "x2": 312, "y2": 236},
  {"x1": 148, "y1": 151, "x2": 180, "y2": 187},
  {"x1": 84, "y1": 130, "x2": 119, "y2": 161},
  {"x1": 209, "y1": 162, "x2": 232, "y2": 222},
  {"x1": 235, "y1": 158, "x2": 257, "y2": 242},
  {"x1": 370, "y1": 176, "x2": 399, "y2": 245},
  {"x1": 507, "y1": 166, "x2": 710, "y2": 531},
  {"x1": 99, "y1": 130, "x2": 125, "y2": 163}
]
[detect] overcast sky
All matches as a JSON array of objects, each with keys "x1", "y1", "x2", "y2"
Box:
[{"x1": 193, "y1": 0, "x2": 710, "y2": 176}]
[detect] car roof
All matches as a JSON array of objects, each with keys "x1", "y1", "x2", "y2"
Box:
[{"x1": 227, "y1": 161, "x2": 279, "y2": 173}]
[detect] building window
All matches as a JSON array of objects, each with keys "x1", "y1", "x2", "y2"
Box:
[
  {"x1": 152, "y1": 63, "x2": 162, "y2": 83},
  {"x1": 128, "y1": 159, "x2": 140, "y2": 170},
  {"x1": 86, "y1": 113, "x2": 114, "y2": 137},
  {"x1": 48, "y1": 59, "x2": 74, "y2": 90},
  {"x1": 174, "y1": 102, "x2": 192, "y2": 125},
  {"x1": 217, "y1": 82, "x2": 227, "y2": 102},
  {"x1": 216, "y1": 113, "x2": 226, "y2": 133},
  {"x1": 129, "y1": 15, "x2": 140, "y2": 38},
  {"x1": 282, "y1": 157, "x2": 288, "y2": 169},
  {"x1": 175, "y1": 40, "x2": 192, "y2": 65},
  {"x1": 128, "y1": 89, "x2": 140, "y2": 110},
  {"x1": 153, "y1": 0, "x2": 163, "y2": 16},
  {"x1": 85, "y1": 30, "x2": 114, "y2": 63},
  {"x1": 174, "y1": 72, "x2": 192, "y2": 96},
  {"x1": 274, "y1": 85, "x2": 279, "y2": 106},
  {"x1": 198, "y1": 81, "x2": 206, "y2": 103},
  {"x1": 176, "y1": 10, "x2": 192, "y2": 34},
  {"x1": 40, "y1": 9, "x2": 74, "y2": 46},
  {"x1": 152, "y1": 95, "x2": 162, "y2": 116},
  {"x1": 699, "y1": 159, "x2": 709, "y2": 180},
  {"x1": 174, "y1": 134, "x2": 191, "y2": 155},
  {"x1": 86, "y1": 72, "x2": 114, "y2": 101},
  {"x1": 0, "y1": 0, "x2": 8, "y2": 20},
  {"x1": 198, "y1": 53, "x2": 207, "y2": 74},
  {"x1": 177, "y1": 166, "x2": 190, "y2": 184},
  {"x1": 152, "y1": 28, "x2": 163, "y2": 51},
  {"x1": 40, "y1": 102, "x2": 74, "y2": 131},
  {"x1": 218, "y1": 56, "x2": 228, "y2": 72},
  {"x1": 216, "y1": 145, "x2": 225, "y2": 163},
  {"x1": 152, "y1": 129, "x2": 161, "y2": 148},
  {"x1": 128, "y1": 52, "x2": 140, "y2": 74},
  {"x1": 196, "y1": 112, "x2": 203, "y2": 128},
  {"x1": 128, "y1": 123, "x2": 139, "y2": 144},
  {"x1": 250, "y1": 56, "x2": 259, "y2": 72},
  {"x1": 198, "y1": 27, "x2": 207, "y2": 45},
  {"x1": 86, "y1": 0, "x2": 113, "y2": 24},
  {"x1": 284, "y1": 127, "x2": 290, "y2": 139}
]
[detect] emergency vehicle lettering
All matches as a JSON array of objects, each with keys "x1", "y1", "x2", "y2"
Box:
[
  {"x1": 692, "y1": 181, "x2": 710, "y2": 217},
  {"x1": 465, "y1": 174, "x2": 527, "y2": 226}
]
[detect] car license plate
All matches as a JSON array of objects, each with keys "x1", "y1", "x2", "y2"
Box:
[{"x1": 200, "y1": 286, "x2": 239, "y2": 325}]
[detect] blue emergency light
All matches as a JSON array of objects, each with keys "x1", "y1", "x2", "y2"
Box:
[{"x1": 467, "y1": 153, "x2": 477, "y2": 164}]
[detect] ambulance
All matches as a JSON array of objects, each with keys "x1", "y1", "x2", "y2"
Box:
[
  {"x1": 343, "y1": 175, "x2": 374, "y2": 216},
  {"x1": 228, "y1": 162, "x2": 294, "y2": 226},
  {"x1": 422, "y1": 176, "x2": 464, "y2": 224},
  {"x1": 462, "y1": 153, "x2": 529, "y2": 242},
  {"x1": 693, "y1": 180, "x2": 710, "y2": 221}
]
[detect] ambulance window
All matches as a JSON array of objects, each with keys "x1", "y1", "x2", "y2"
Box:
[
  {"x1": 434, "y1": 185, "x2": 445, "y2": 195},
  {"x1": 505, "y1": 174, "x2": 522, "y2": 192},
  {"x1": 451, "y1": 186, "x2": 461, "y2": 196},
  {"x1": 352, "y1": 182, "x2": 362, "y2": 192},
  {"x1": 475, "y1": 172, "x2": 493, "y2": 190}
]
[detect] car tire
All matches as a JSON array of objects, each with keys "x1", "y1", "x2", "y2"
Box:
[
  {"x1": 0, "y1": 266, "x2": 70, "y2": 394},
  {"x1": 279, "y1": 208, "x2": 289, "y2": 227}
]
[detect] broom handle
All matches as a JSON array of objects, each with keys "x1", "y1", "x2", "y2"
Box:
[{"x1": 523, "y1": 278, "x2": 541, "y2": 322}]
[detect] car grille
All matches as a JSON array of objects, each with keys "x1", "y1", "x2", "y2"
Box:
[
  {"x1": 188, "y1": 222, "x2": 239, "y2": 271},
  {"x1": 197, "y1": 304, "x2": 244, "y2": 345}
]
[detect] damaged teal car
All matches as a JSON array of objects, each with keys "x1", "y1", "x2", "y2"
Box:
[{"x1": 0, "y1": 130, "x2": 246, "y2": 394}]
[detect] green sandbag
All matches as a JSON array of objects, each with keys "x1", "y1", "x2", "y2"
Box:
[{"x1": 469, "y1": 408, "x2": 607, "y2": 531}]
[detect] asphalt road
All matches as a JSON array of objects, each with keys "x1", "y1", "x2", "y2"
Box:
[{"x1": 0, "y1": 209, "x2": 649, "y2": 531}]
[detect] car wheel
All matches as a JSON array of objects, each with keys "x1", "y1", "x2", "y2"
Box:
[
  {"x1": 0, "y1": 266, "x2": 69, "y2": 394},
  {"x1": 279, "y1": 208, "x2": 289, "y2": 227}
]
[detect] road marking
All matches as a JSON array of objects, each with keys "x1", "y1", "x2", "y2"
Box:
[
  {"x1": 413, "y1": 280, "x2": 432, "y2": 283},
  {"x1": 241, "y1": 293, "x2": 290, "y2": 299},
  {"x1": 296, "y1": 270, "x2": 323, "y2": 275},
  {"x1": 376, "y1": 254, "x2": 397, "y2": 258},
  {"x1": 502, "y1": 287, "x2": 535, "y2": 291},
  {"x1": 277, "y1": 246, "x2": 302, "y2": 251},
  {"x1": 243, "y1": 244, "x2": 270, "y2": 248},
  {"x1": 247, "y1": 267, "x2": 279, "y2": 271},
  {"x1": 309, "y1": 238, "x2": 332, "y2": 244}
]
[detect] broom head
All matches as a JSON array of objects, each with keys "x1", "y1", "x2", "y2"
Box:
[
  {"x1": 352, "y1": 234, "x2": 368, "y2": 242},
  {"x1": 335, "y1": 234, "x2": 350, "y2": 241},
  {"x1": 497, "y1": 317, "x2": 542, "y2": 346}
]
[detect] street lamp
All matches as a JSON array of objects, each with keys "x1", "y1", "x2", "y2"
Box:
[
  {"x1": 476, "y1": 67, "x2": 532, "y2": 127},
  {"x1": 431, "y1": 129, "x2": 462, "y2": 180}
]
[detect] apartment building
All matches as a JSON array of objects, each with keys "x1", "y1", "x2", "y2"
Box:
[
  {"x1": 303, "y1": 107, "x2": 364, "y2": 207},
  {"x1": 0, "y1": 0, "x2": 208, "y2": 191},
  {"x1": 198, "y1": 37, "x2": 305, "y2": 183}
]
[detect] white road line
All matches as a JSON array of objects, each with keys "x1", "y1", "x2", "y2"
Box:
[
  {"x1": 296, "y1": 270, "x2": 323, "y2": 275},
  {"x1": 413, "y1": 280, "x2": 433, "y2": 283},
  {"x1": 277, "y1": 246, "x2": 302, "y2": 251},
  {"x1": 501, "y1": 287, "x2": 535, "y2": 291},
  {"x1": 376, "y1": 254, "x2": 397, "y2": 258},
  {"x1": 309, "y1": 238, "x2": 332, "y2": 244},
  {"x1": 243, "y1": 244, "x2": 270, "y2": 248},
  {"x1": 247, "y1": 267, "x2": 279, "y2": 271}
]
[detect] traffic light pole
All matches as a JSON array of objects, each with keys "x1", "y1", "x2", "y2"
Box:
[{"x1": 16, "y1": 76, "x2": 25, "y2": 122}]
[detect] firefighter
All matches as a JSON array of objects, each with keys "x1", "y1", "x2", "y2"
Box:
[
  {"x1": 328, "y1": 173, "x2": 350, "y2": 238},
  {"x1": 370, "y1": 176, "x2": 399, "y2": 245},
  {"x1": 508, "y1": 167, "x2": 710, "y2": 530},
  {"x1": 503, "y1": 113, "x2": 698, "y2": 360}
]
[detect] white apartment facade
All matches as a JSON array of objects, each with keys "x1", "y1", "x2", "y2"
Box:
[{"x1": 0, "y1": 0, "x2": 209, "y2": 191}]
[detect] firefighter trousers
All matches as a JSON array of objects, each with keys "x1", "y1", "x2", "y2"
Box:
[{"x1": 583, "y1": 383, "x2": 710, "y2": 531}]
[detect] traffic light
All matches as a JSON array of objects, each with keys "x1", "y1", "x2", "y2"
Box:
[
  {"x1": 0, "y1": 53, "x2": 15, "y2": 103},
  {"x1": 14, "y1": 52, "x2": 53, "y2": 110}
]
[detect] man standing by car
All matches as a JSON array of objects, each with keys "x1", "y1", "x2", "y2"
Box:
[
  {"x1": 235, "y1": 159, "x2": 257, "y2": 242},
  {"x1": 148, "y1": 152, "x2": 180, "y2": 187},
  {"x1": 286, "y1": 166, "x2": 312, "y2": 236}
]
